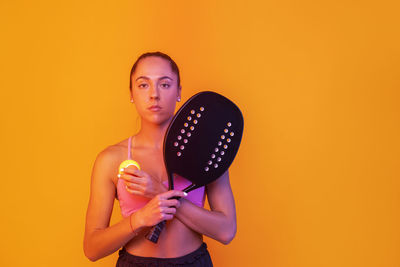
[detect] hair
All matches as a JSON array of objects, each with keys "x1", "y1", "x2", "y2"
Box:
[{"x1": 129, "y1": 51, "x2": 181, "y2": 91}]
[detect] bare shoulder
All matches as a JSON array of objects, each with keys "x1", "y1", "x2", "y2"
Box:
[
  {"x1": 95, "y1": 145, "x2": 121, "y2": 167},
  {"x1": 92, "y1": 138, "x2": 129, "y2": 186},
  {"x1": 97, "y1": 137, "x2": 131, "y2": 163}
]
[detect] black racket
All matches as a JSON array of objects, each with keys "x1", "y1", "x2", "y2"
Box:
[{"x1": 145, "y1": 91, "x2": 244, "y2": 243}]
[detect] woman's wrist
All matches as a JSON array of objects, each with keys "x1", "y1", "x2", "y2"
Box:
[{"x1": 129, "y1": 212, "x2": 144, "y2": 236}]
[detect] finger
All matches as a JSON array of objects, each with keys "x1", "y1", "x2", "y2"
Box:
[
  {"x1": 125, "y1": 182, "x2": 144, "y2": 191},
  {"x1": 162, "y1": 214, "x2": 174, "y2": 221},
  {"x1": 130, "y1": 170, "x2": 149, "y2": 180},
  {"x1": 118, "y1": 173, "x2": 130, "y2": 181},
  {"x1": 122, "y1": 167, "x2": 142, "y2": 176},
  {"x1": 159, "y1": 190, "x2": 187, "y2": 200},
  {"x1": 163, "y1": 207, "x2": 177, "y2": 214},
  {"x1": 127, "y1": 176, "x2": 145, "y2": 184},
  {"x1": 131, "y1": 169, "x2": 146, "y2": 176},
  {"x1": 118, "y1": 173, "x2": 134, "y2": 181},
  {"x1": 119, "y1": 174, "x2": 144, "y2": 185},
  {"x1": 159, "y1": 206, "x2": 176, "y2": 213},
  {"x1": 125, "y1": 185, "x2": 143, "y2": 196},
  {"x1": 175, "y1": 199, "x2": 181, "y2": 208},
  {"x1": 163, "y1": 199, "x2": 181, "y2": 208}
]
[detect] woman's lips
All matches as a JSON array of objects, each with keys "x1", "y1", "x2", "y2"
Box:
[{"x1": 148, "y1": 105, "x2": 162, "y2": 111}]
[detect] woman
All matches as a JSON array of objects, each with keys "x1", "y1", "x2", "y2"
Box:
[{"x1": 83, "y1": 52, "x2": 237, "y2": 266}]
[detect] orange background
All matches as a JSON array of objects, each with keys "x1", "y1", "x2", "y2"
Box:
[{"x1": 1, "y1": 1, "x2": 399, "y2": 266}]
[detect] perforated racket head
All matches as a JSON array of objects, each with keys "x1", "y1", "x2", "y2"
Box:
[
  {"x1": 146, "y1": 91, "x2": 244, "y2": 243},
  {"x1": 164, "y1": 91, "x2": 244, "y2": 190}
]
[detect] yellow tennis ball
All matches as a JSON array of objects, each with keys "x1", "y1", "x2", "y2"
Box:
[{"x1": 118, "y1": 160, "x2": 141, "y2": 174}]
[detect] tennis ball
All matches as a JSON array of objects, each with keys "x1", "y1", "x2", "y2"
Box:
[{"x1": 118, "y1": 160, "x2": 141, "y2": 174}]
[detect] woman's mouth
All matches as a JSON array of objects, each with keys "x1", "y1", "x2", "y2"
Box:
[{"x1": 148, "y1": 105, "x2": 162, "y2": 112}]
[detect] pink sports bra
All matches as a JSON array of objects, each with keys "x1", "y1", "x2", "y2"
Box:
[{"x1": 117, "y1": 136, "x2": 206, "y2": 218}]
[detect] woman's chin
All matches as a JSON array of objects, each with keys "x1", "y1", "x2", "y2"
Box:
[{"x1": 144, "y1": 115, "x2": 172, "y2": 126}]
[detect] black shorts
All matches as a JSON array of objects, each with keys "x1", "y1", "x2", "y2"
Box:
[{"x1": 116, "y1": 242, "x2": 213, "y2": 267}]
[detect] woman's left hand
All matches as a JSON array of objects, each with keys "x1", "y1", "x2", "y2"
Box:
[{"x1": 118, "y1": 168, "x2": 168, "y2": 198}]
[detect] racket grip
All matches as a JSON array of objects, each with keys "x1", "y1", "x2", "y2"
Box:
[{"x1": 145, "y1": 220, "x2": 166, "y2": 243}]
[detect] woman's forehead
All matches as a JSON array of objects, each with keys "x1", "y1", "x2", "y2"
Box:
[{"x1": 134, "y1": 56, "x2": 176, "y2": 78}]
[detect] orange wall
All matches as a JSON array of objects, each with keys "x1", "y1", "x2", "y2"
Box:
[{"x1": 1, "y1": 1, "x2": 399, "y2": 266}]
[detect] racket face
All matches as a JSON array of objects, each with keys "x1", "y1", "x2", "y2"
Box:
[{"x1": 164, "y1": 91, "x2": 244, "y2": 189}]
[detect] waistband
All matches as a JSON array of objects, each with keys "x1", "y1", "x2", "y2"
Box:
[{"x1": 117, "y1": 242, "x2": 210, "y2": 265}]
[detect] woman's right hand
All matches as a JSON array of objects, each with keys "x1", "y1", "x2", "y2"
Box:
[{"x1": 132, "y1": 190, "x2": 187, "y2": 230}]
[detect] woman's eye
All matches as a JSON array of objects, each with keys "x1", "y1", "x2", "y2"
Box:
[
  {"x1": 138, "y1": 83, "x2": 148, "y2": 89},
  {"x1": 160, "y1": 83, "x2": 170, "y2": 88}
]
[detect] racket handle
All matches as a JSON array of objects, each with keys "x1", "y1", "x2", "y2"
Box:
[{"x1": 145, "y1": 220, "x2": 166, "y2": 243}]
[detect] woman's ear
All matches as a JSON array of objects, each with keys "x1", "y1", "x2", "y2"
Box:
[{"x1": 177, "y1": 86, "x2": 182, "y2": 102}]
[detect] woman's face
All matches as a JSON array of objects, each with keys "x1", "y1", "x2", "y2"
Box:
[{"x1": 130, "y1": 56, "x2": 181, "y2": 125}]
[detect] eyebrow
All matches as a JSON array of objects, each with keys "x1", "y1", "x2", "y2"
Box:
[{"x1": 135, "y1": 76, "x2": 173, "y2": 81}]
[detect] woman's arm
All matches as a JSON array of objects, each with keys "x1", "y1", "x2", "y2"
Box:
[
  {"x1": 83, "y1": 149, "x2": 140, "y2": 261},
  {"x1": 174, "y1": 170, "x2": 237, "y2": 244},
  {"x1": 83, "y1": 148, "x2": 185, "y2": 261}
]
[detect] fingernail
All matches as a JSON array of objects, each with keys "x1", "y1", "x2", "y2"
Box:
[
  {"x1": 183, "y1": 192, "x2": 188, "y2": 196},
  {"x1": 120, "y1": 168, "x2": 124, "y2": 172},
  {"x1": 117, "y1": 174, "x2": 121, "y2": 178}
]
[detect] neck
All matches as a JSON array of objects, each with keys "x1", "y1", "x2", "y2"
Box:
[{"x1": 135, "y1": 118, "x2": 172, "y2": 150}]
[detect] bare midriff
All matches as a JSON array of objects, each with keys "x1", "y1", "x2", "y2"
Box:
[{"x1": 124, "y1": 220, "x2": 203, "y2": 258}]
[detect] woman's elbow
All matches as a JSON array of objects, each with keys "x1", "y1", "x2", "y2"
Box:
[
  {"x1": 85, "y1": 253, "x2": 98, "y2": 262},
  {"x1": 83, "y1": 239, "x2": 100, "y2": 262},
  {"x1": 84, "y1": 247, "x2": 102, "y2": 262},
  {"x1": 219, "y1": 223, "x2": 237, "y2": 245},
  {"x1": 84, "y1": 246, "x2": 98, "y2": 262}
]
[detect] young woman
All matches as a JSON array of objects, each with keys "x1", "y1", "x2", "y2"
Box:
[{"x1": 83, "y1": 52, "x2": 237, "y2": 266}]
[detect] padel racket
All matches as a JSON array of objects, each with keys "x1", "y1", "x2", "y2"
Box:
[{"x1": 145, "y1": 91, "x2": 244, "y2": 243}]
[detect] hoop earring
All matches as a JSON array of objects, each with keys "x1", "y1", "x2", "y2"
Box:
[{"x1": 177, "y1": 97, "x2": 181, "y2": 102}]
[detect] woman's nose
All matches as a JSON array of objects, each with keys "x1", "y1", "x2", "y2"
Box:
[{"x1": 149, "y1": 86, "x2": 160, "y2": 100}]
